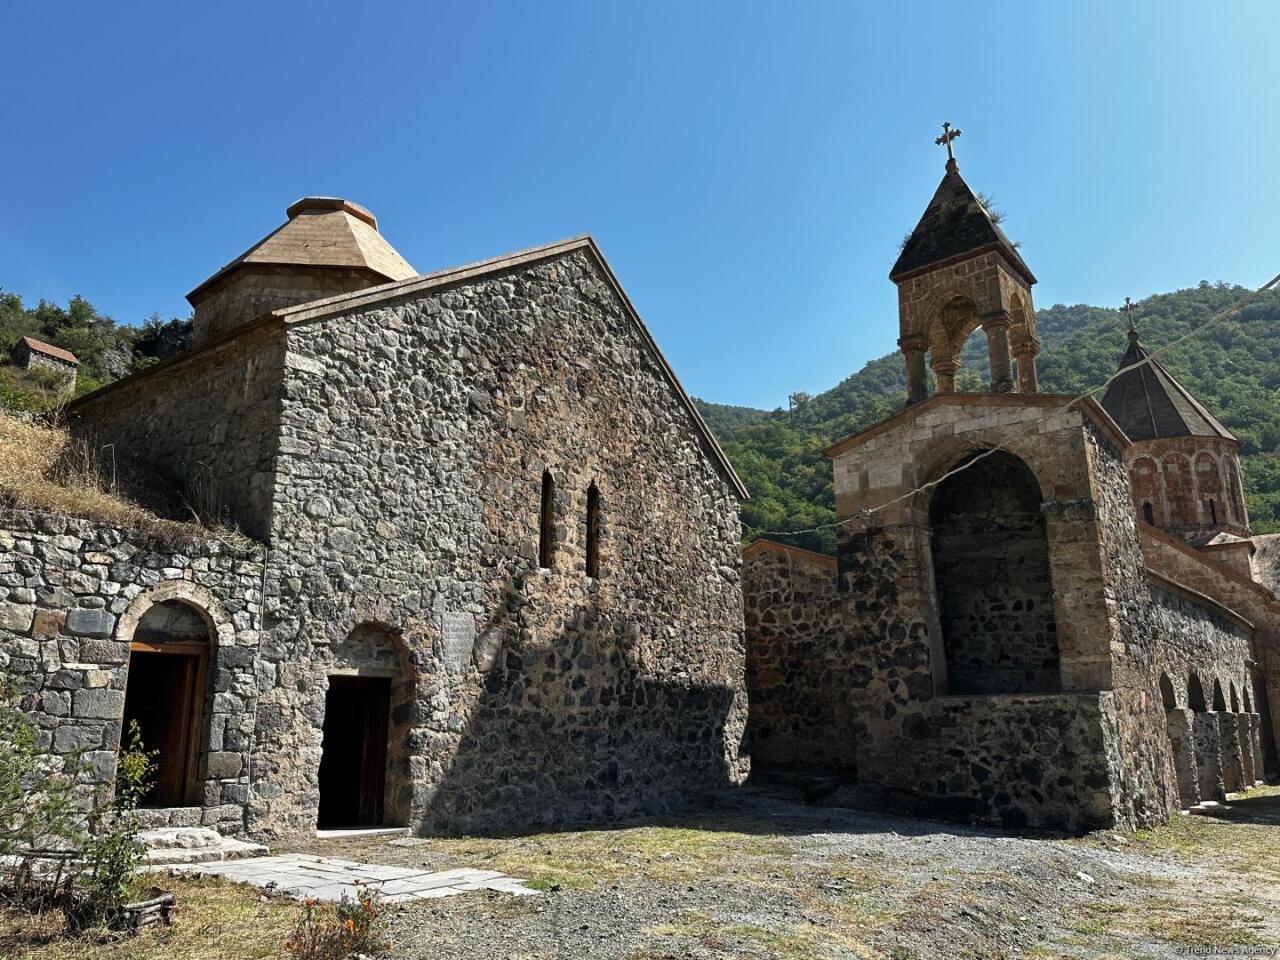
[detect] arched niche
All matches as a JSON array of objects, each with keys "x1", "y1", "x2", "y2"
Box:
[
  {"x1": 1159, "y1": 673, "x2": 1177, "y2": 710},
  {"x1": 929, "y1": 449, "x2": 1060, "y2": 694},
  {"x1": 1212, "y1": 678, "x2": 1227, "y2": 712},
  {"x1": 1187, "y1": 674, "x2": 1208, "y2": 713}
]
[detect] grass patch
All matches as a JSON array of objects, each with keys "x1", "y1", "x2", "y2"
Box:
[
  {"x1": 0, "y1": 411, "x2": 247, "y2": 545},
  {"x1": 318, "y1": 819, "x2": 798, "y2": 893},
  {"x1": 1107, "y1": 785, "x2": 1280, "y2": 880},
  {"x1": 0, "y1": 875, "x2": 297, "y2": 959}
]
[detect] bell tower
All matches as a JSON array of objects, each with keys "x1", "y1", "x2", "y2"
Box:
[{"x1": 889, "y1": 126, "x2": 1040, "y2": 405}]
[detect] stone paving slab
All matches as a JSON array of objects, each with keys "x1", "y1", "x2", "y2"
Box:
[{"x1": 159, "y1": 855, "x2": 537, "y2": 902}]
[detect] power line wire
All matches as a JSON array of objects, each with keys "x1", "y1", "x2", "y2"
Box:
[{"x1": 745, "y1": 275, "x2": 1280, "y2": 541}]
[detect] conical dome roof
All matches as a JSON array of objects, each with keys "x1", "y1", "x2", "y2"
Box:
[
  {"x1": 1100, "y1": 328, "x2": 1234, "y2": 442},
  {"x1": 187, "y1": 197, "x2": 416, "y2": 304},
  {"x1": 890, "y1": 160, "x2": 1034, "y2": 283}
]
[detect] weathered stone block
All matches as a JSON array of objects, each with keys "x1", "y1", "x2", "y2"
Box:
[{"x1": 64, "y1": 607, "x2": 117, "y2": 638}]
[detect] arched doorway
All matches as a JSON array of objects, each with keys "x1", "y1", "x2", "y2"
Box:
[
  {"x1": 121, "y1": 599, "x2": 211, "y2": 807},
  {"x1": 317, "y1": 623, "x2": 414, "y2": 829},
  {"x1": 929, "y1": 450, "x2": 1059, "y2": 694}
]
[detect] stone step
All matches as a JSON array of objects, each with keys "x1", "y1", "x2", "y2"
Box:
[{"x1": 139, "y1": 827, "x2": 268, "y2": 866}]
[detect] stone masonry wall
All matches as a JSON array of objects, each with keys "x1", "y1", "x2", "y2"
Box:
[
  {"x1": 0, "y1": 510, "x2": 264, "y2": 834},
  {"x1": 741, "y1": 543, "x2": 850, "y2": 771},
  {"x1": 248, "y1": 247, "x2": 749, "y2": 838},
  {"x1": 1083, "y1": 420, "x2": 1180, "y2": 827},
  {"x1": 68, "y1": 322, "x2": 286, "y2": 541},
  {"x1": 1139, "y1": 525, "x2": 1280, "y2": 775},
  {"x1": 193, "y1": 266, "x2": 387, "y2": 345}
]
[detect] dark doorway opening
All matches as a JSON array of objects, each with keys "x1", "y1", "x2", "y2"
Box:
[
  {"x1": 929, "y1": 450, "x2": 1060, "y2": 695},
  {"x1": 122, "y1": 647, "x2": 207, "y2": 807},
  {"x1": 318, "y1": 676, "x2": 391, "y2": 828}
]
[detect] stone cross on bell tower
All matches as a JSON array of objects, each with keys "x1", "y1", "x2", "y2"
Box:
[{"x1": 935, "y1": 122, "x2": 962, "y2": 167}]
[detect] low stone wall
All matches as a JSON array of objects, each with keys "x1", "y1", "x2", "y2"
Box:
[
  {"x1": 859, "y1": 693, "x2": 1117, "y2": 832},
  {"x1": 0, "y1": 510, "x2": 264, "y2": 834}
]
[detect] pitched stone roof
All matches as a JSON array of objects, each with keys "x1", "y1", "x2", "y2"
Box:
[
  {"x1": 20, "y1": 336, "x2": 79, "y2": 365},
  {"x1": 889, "y1": 160, "x2": 1035, "y2": 283},
  {"x1": 187, "y1": 197, "x2": 417, "y2": 303},
  {"x1": 1099, "y1": 329, "x2": 1234, "y2": 442}
]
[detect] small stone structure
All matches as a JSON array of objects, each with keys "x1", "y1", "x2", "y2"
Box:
[
  {"x1": 12, "y1": 336, "x2": 79, "y2": 389},
  {"x1": 2, "y1": 199, "x2": 751, "y2": 840},
  {"x1": 744, "y1": 155, "x2": 1277, "y2": 832}
]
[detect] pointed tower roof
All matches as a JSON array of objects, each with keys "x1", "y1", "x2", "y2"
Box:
[
  {"x1": 187, "y1": 197, "x2": 417, "y2": 303},
  {"x1": 1100, "y1": 326, "x2": 1234, "y2": 442},
  {"x1": 889, "y1": 160, "x2": 1035, "y2": 284}
]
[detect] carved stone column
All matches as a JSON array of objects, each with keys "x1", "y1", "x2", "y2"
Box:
[
  {"x1": 1015, "y1": 336, "x2": 1041, "y2": 393},
  {"x1": 982, "y1": 310, "x2": 1014, "y2": 393},
  {"x1": 931, "y1": 356, "x2": 958, "y2": 395},
  {"x1": 899, "y1": 334, "x2": 929, "y2": 405}
]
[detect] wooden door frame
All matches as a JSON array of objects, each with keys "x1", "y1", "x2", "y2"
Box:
[{"x1": 126, "y1": 640, "x2": 209, "y2": 807}]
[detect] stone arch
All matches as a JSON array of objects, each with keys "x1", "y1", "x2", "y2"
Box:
[
  {"x1": 1224, "y1": 455, "x2": 1247, "y2": 528},
  {"x1": 1129, "y1": 456, "x2": 1162, "y2": 526},
  {"x1": 117, "y1": 580, "x2": 235, "y2": 648},
  {"x1": 927, "y1": 294, "x2": 983, "y2": 393},
  {"x1": 1195, "y1": 452, "x2": 1223, "y2": 527},
  {"x1": 914, "y1": 441, "x2": 1059, "y2": 525},
  {"x1": 1159, "y1": 673, "x2": 1178, "y2": 709},
  {"x1": 1212, "y1": 678, "x2": 1227, "y2": 711},
  {"x1": 117, "y1": 582, "x2": 231, "y2": 808},
  {"x1": 318, "y1": 621, "x2": 416, "y2": 828},
  {"x1": 1187, "y1": 674, "x2": 1207, "y2": 712},
  {"x1": 1161, "y1": 454, "x2": 1194, "y2": 528},
  {"x1": 1006, "y1": 292, "x2": 1036, "y2": 393},
  {"x1": 928, "y1": 449, "x2": 1059, "y2": 694}
]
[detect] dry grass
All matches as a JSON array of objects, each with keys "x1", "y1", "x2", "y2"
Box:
[
  {"x1": 312, "y1": 820, "x2": 797, "y2": 893},
  {"x1": 0, "y1": 412, "x2": 246, "y2": 546},
  {"x1": 0, "y1": 876, "x2": 298, "y2": 960}
]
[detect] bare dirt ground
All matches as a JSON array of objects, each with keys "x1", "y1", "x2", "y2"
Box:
[
  {"x1": 5, "y1": 785, "x2": 1277, "y2": 959},
  {"x1": 299, "y1": 783, "x2": 1280, "y2": 960}
]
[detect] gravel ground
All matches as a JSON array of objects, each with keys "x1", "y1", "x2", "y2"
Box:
[{"x1": 298, "y1": 786, "x2": 1280, "y2": 960}]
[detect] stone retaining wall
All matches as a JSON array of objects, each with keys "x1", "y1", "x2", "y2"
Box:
[{"x1": 0, "y1": 510, "x2": 264, "y2": 834}]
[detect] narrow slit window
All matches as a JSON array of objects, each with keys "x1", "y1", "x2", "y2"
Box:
[
  {"x1": 1142, "y1": 501, "x2": 1154, "y2": 525},
  {"x1": 539, "y1": 471, "x2": 556, "y2": 568},
  {"x1": 585, "y1": 483, "x2": 600, "y2": 578},
  {"x1": 1208, "y1": 499, "x2": 1218, "y2": 525}
]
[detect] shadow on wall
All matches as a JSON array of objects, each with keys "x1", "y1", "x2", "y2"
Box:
[{"x1": 404, "y1": 576, "x2": 746, "y2": 837}]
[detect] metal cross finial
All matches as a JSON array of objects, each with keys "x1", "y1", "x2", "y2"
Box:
[
  {"x1": 1123, "y1": 297, "x2": 1138, "y2": 336},
  {"x1": 935, "y1": 122, "x2": 962, "y2": 161}
]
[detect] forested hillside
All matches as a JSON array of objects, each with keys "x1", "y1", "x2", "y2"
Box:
[{"x1": 695, "y1": 282, "x2": 1280, "y2": 551}]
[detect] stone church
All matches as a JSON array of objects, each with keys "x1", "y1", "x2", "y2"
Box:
[
  {"x1": 5, "y1": 159, "x2": 1277, "y2": 842},
  {"x1": 3, "y1": 197, "x2": 750, "y2": 838},
  {"x1": 744, "y1": 153, "x2": 1279, "y2": 831}
]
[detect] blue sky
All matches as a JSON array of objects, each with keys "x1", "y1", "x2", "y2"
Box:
[{"x1": 1, "y1": 1, "x2": 1276, "y2": 410}]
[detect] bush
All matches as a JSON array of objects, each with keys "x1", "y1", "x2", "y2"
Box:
[
  {"x1": 0, "y1": 685, "x2": 87, "y2": 910},
  {"x1": 284, "y1": 885, "x2": 391, "y2": 959},
  {"x1": 63, "y1": 721, "x2": 154, "y2": 931}
]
